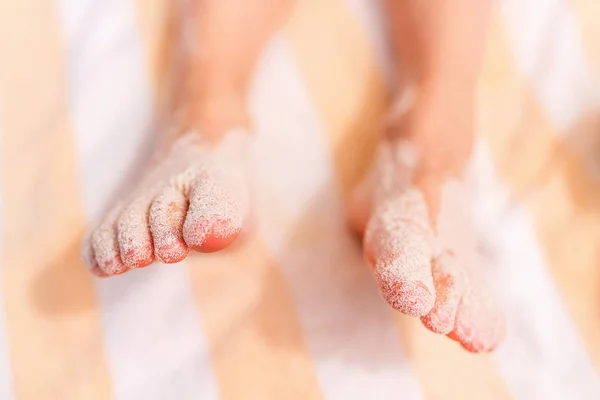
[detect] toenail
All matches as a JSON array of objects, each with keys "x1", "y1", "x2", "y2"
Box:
[
  {"x1": 156, "y1": 243, "x2": 188, "y2": 263},
  {"x1": 416, "y1": 281, "x2": 432, "y2": 296}
]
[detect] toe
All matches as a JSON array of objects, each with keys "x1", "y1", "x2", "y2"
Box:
[
  {"x1": 117, "y1": 197, "x2": 155, "y2": 269},
  {"x1": 365, "y1": 190, "x2": 435, "y2": 317},
  {"x1": 81, "y1": 236, "x2": 108, "y2": 277},
  {"x1": 375, "y1": 273, "x2": 435, "y2": 317},
  {"x1": 91, "y1": 210, "x2": 128, "y2": 275},
  {"x1": 183, "y1": 173, "x2": 245, "y2": 252},
  {"x1": 421, "y1": 253, "x2": 465, "y2": 334},
  {"x1": 448, "y1": 287, "x2": 505, "y2": 353},
  {"x1": 149, "y1": 187, "x2": 189, "y2": 263}
]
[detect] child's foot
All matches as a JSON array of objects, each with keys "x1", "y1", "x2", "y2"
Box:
[
  {"x1": 82, "y1": 127, "x2": 251, "y2": 276},
  {"x1": 349, "y1": 89, "x2": 505, "y2": 352}
]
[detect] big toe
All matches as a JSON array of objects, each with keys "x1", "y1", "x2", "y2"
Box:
[
  {"x1": 375, "y1": 268, "x2": 435, "y2": 316},
  {"x1": 186, "y1": 216, "x2": 242, "y2": 253},
  {"x1": 365, "y1": 191, "x2": 436, "y2": 317},
  {"x1": 183, "y1": 173, "x2": 246, "y2": 252}
]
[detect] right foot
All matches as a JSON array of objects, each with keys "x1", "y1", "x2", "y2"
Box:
[{"x1": 82, "y1": 127, "x2": 251, "y2": 277}]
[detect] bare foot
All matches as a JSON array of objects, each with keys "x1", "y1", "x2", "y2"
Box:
[
  {"x1": 349, "y1": 89, "x2": 505, "y2": 352},
  {"x1": 82, "y1": 127, "x2": 250, "y2": 277}
]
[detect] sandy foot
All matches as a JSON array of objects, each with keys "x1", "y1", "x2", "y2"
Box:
[
  {"x1": 82, "y1": 128, "x2": 250, "y2": 276},
  {"x1": 349, "y1": 137, "x2": 505, "y2": 353}
]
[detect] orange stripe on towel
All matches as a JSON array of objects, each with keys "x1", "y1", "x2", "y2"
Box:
[
  {"x1": 0, "y1": 1, "x2": 112, "y2": 398},
  {"x1": 187, "y1": 235, "x2": 323, "y2": 400},
  {"x1": 480, "y1": 15, "x2": 600, "y2": 373}
]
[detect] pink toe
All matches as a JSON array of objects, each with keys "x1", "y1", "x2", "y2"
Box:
[
  {"x1": 91, "y1": 230, "x2": 129, "y2": 276},
  {"x1": 462, "y1": 314, "x2": 506, "y2": 353},
  {"x1": 91, "y1": 265, "x2": 109, "y2": 278},
  {"x1": 82, "y1": 240, "x2": 109, "y2": 278}
]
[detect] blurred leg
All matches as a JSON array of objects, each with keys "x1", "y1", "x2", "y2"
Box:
[
  {"x1": 180, "y1": 0, "x2": 297, "y2": 140},
  {"x1": 350, "y1": 0, "x2": 505, "y2": 352},
  {"x1": 83, "y1": 0, "x2": 296, "y2": 275}
]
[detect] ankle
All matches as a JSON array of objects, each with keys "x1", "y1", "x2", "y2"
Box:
[
  {"x1": 384, "y1": 81, "x2": 476, "y2": 177},
  {"x1": 177, "y1": 88, "x2": 250, "y2": 145},
  {"x1": 392, "y1": 74, "x2": 477, "y2": 115}
]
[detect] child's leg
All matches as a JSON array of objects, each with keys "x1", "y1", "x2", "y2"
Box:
[
  {"x1": 179, "y1": 0, "x2": 294, "y2": 141},
  {"x1": 350, "y1": 0, "x2": 504, "y2": 352},
  {"x1": 82, "y1": 0, "x2": 295, "y2": 276}
]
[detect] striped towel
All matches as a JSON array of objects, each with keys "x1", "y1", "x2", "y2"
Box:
[{"x1": 1, "y1": 0, "x2": 600, "y2": 398}]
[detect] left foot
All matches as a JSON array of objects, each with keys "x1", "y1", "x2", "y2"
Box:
[{"x1": 349, "y1": 88, "x2": 505, "y2": 352}]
